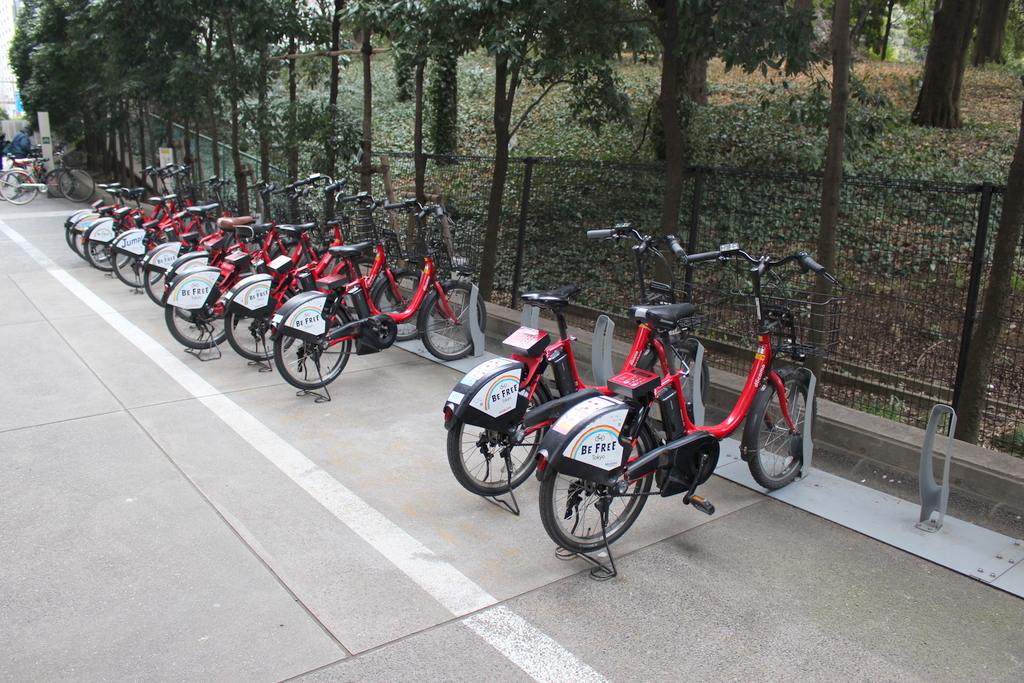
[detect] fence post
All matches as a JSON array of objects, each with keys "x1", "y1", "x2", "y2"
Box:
[
  {"x1": 684, "y1": 166, "x2": 707, "y2": 299},
  {"x1": 510, "y1": 157, "x2": 535, "y2": 307},
  {"x1": 952, "y1": 182, "x2": 994, "y2": 410}
]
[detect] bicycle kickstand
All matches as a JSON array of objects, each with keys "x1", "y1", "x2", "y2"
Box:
[
  {"x1": 484, "y1": 445, "x2": 521, "y2": 516},
  {"x1": 556, "y1": 497, "x2": 618, "y2": 581},
  {"x1": 296, "y1": 354, "x2": 332, "y2": 403},
  {"x1": 248, "y1": 334, "x2": 273, "y2": 373}
]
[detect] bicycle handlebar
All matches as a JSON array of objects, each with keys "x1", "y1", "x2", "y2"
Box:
[{"x1": 691, "y1": 243, "x2": 839, "y2": 283}]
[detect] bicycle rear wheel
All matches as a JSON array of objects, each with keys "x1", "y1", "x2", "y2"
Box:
[
  {"x1": 59, "y1": 168, "x2": 95, "y2": 203},
  {"x1": 418, "y1": 280, "x2": 487, "y2": 362},
  {"x1": 164, "y1": 304, "x2": 226, "y2": 349},
  {"x1": 225, "y1": 310, "x2": 272, "y2": 361},
  {"x1": 538, "y1": 428, "x2": 655, "y2": 554},
  {"x1": 112, "y1": 252, "x2": 145, "y2": 288},
  {"x1": 741, "y1": 368, "x2": 814, "y2": 490},
  {"x1": 144, "y1": 269, "x2": 167, "y2": 307},
  {"x1": 1, "y1": 169, "x2": 38, "y2": 204},
  {"x1": 85, "y1": 239, "x2": 114, "y2": 271},
  {"x1": 272, "y1": 308, "x2": 353, "y2": 390},
  {"x1": 446, "y1": 380, "x2": 552, "y2": 496}
]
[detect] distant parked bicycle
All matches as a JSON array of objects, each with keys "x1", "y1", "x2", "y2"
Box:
[{"x1": 0, "y1": 150, "x2": 94, "y2": 204}]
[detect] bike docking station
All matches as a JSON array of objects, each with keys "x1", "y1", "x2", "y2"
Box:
[
  {"x1": 714, "y1": 399, "x2": 1024, "y2": 598},
  {"x1": 393, "y1": 282, "x2": 488, "y2": 372}
]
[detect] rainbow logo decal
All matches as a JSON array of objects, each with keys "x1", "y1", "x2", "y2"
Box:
[
  {"x1": 240, "y1": 281, "x2": 272, "y2": 310},
  {"x1": 469, "y1": 371, "x2": 522, "y2": 417},
  {"x1": 285, "y1": 302, "x2": 326, "y2": 334},
  {"x1": 564, "y1": 407, "x2": 629, "y2": 471},
  {"x1": 170, "y1": 272, "x2": 217, "y2": 309}
]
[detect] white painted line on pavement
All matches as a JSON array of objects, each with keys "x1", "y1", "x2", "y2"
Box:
[{"x1": 0, "y1": 219, "x2": 608, "y2": 683}]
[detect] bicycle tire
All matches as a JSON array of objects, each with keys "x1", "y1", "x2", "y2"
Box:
[
  {"x1": 59, "y1": 168, "x2": 95, "y2": 203},
  {"x1": 370, "y1": 270, "x2": 421, "y2": 341},
  {"x1": 224, "y1": 310, "x2": 272, "y2": 361},
  {"x1": 417, "y1": 280, "x2": 487, "y2": 362},
  {"x1": 0, "y1": 169, "x2": 38, "y2": 204},
  {"x1": 538, "y1": 427, "x2": 655, "y2": 554},
  {"x1": 85, "y1": 239, "x2": 114, "y2": 271},
  {"x1": 112, "y1": 252, "x2": 144, "y2": 287},
  {"x1": 272, "y1": 308, "x2": 353, "y2": 390},
  {"x1": 144, "y1": 269, "x2": 167, "y2": 307},
  {"x1": 164, "y1": 303, "x2": 226, "y2": 350},
  {"x1": 446, "y1": 380, "x2": 553, "y2": 496},
  {"x1": 741, "y1": 368, "x2": 814, "y2": 490}
]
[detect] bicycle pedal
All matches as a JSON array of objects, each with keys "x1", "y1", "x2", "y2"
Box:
[{"x1": 687, "y1": 495, "x2": 715, "y2": 516}]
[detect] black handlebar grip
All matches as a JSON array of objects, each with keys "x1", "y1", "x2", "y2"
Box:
[
  {"x1": 666, "y1": 235, "x2": 686, "y2": 257},
  {"x1": 798, "y1": 252, "x2": 839, "y2": 283},
  {"x1": 686, "y1": 251, "x2": 721, "y2": 264},
  {"x1": 587, "y1": 229, "x2": 614, "y2": 239}
]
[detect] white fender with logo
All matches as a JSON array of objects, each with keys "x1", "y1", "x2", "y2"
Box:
[
  {"x1": 224, "y1": 273, "x2": 274, "y2": 315},
  {"x1": 111, "y1": 228, "x2": 146, "y2": 256},
  {"x1": 84, "y1": 217, "x2": 116, "y2": 244},
  {"x1": 166, "y1": 266, "x2": 220, "y2": 310},
  {"x1": 143, "y1": 241, "x2": 183, "y2": 273}
]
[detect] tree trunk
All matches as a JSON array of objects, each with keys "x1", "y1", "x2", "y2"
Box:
[
  {"x1": 287, "y1": 36, "x2": 298, "y2": 179},
  {"x1": 912, "y1": 0, "x2": 982, "y2": 128},
  {"x1": 955, "y1": 77, "x2": 1024, "y2": 443},
  {"x1": 182, "y1": 118, "x2": 192, "y2": 168},
  {"x1": 209, "y1": 109, "x2": 220, "y2": 178},
  {"x1": 414, "y1": 61, "x2": 426, "y2": 202},
  {"x1": 478, "y1": 56, "x2": 518, "y2": 301},
  {"x1": 655, "y1": 0, "x2": 685, "y2": 239},
  {"x1": 880, "y1": 0, "x2": 896, "y2": 61},
  {"x1": 194, "y1": 128, "x2": 203, "y2": 181},
  {"x1": 429, "y1": 52, "x2": 459, "y2": 156},
  {"x1": 223, "y1": 12, "x2": 248, "y2": 215},
  {"x1": 684, "y1": 52, "x2": 708, "y2": 107},
  {"x1": 808, "y1": 0, "x2": 851, "y2": 381},
  {"x1": 327, "y1": 0, "x2": 342, "y2": 181},
  {"x1": 361, "y1": 32, "x2": 373, "y2": 192},
  {"x1": 971, "y1": 0, "x2": 1010, "y2": 66},
  {"x1": 138, "y1": 106, "x2": 146, "y2": 170},
  {"x1": 258, "y1": 51, "x2": 270, "y2": 182}
]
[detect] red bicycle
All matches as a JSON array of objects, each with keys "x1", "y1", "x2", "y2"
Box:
[
  {"x1": 270, "y1": 200, "x2": 485, "y2": 399},
  {"x1": 442, "y1": 226, "x2": 709, "y2": 507},
  {"x1": 533, "y1": 239, "x2": 841, "y2": 577}
]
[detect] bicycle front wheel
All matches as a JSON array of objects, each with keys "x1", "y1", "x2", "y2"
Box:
[
  {"x1": 0, "y1": 169, "x2": 38, "y2": 204},
  {"x1": 164, "y1": 304, "x2": 226, "y2": 350},
  {"x1": 418, "y1": 280, "x2": 487, "y2": 362},
  {"x1": 225, "y1": 310, "x2": 272, "y2": 361},
  {"x1": 538, "y1": 429, "x2": 654, "y2": 554},
  {"x1": 447, "y1": 380, "x2": 552, "y2": 496},
  {"x1": 741, "y1": 368, "x2": 814, "y2": 490},
  {"x1": 59, "y1": 168, "x2": 95, "y2": 203}
]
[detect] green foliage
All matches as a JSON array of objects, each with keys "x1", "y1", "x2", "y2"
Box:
[{"x1": 429, "y1": 52, "x2": 459, "y2": 154}]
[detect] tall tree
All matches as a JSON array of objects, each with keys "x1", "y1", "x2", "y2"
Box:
[
  {"x1": 643, "y1": 0, "x2": 815, "y2": 239},
  {"x1": 472, "y1": 0, "x2": 639, "y2": 299},
  {"x1": 972, "y1": 0, "x2": 1012, "y2": 65},
  {"x1": 912, "y1": 0, "x2": 982, "y2": 128},
  {"x1": 956, "y1": 77, "x2": 1024, "y2": 442}
]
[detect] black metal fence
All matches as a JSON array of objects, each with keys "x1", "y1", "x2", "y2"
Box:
[{"x1": 362, "y1": 152, "x2": 1022, "y2": 457}]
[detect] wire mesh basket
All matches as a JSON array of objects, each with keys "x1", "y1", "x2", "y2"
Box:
[
  {"x1": 684, "y1": 270, "x2": 844, "y2": 360},
  {"x1": 404, "y1": 207, "x2": 478, "y2": 277}
]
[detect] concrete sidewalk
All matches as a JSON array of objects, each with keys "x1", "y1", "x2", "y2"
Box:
[{"x1": 1, "y1": 198, "x2": 1022, "y2": 683}]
